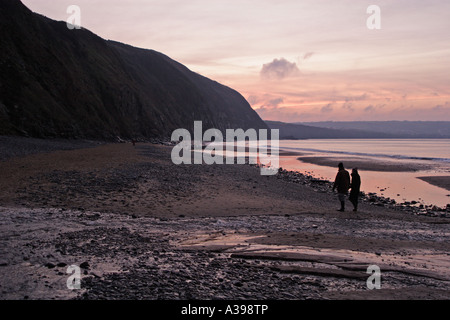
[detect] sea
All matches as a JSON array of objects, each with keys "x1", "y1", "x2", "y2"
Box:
[{"x1": 277, "y1": 139, "x2": 450, "y2": 208}]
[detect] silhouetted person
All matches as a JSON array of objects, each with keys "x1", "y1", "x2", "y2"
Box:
[
  {"x1": 332, "y1": 162, "x2": 350, "y2": 212},
  {"x1": 349, "y1": 168, "x2": 361, "y2": 212}
]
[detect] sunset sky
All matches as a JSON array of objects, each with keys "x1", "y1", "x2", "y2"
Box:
[{"x1": 22, "y1": 0, "x2": 450, "y2": 122}]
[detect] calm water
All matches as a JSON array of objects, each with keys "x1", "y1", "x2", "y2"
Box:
[{"x1": 278, "y1": 139, "x2": 450, "y2": 208}]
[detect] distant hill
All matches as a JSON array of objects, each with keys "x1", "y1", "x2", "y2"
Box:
[
  {"x1": 0, "y1": 0, "x2": 267, "y2": 140},
  {"x1": 299, "y1": 121, "x2": 450, "y2": 139},
  {"x1": 267, "y1": 121, "x2": 450, "y2": 139}
]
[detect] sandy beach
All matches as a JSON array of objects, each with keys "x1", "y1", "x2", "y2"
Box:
[{"x1": 0, "y1": 138, "x2": 449, "y2": 300}]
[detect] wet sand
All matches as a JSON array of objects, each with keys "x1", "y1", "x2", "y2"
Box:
[
  {"x1": 297, "y1": 155, "x2": 434, "y2": 172},
  {"x1": 0, "y1": 140, "x2": 449, "y2": 300},
  {"x1": 418, "y1": 176, "x2": 450, "y2": 192}
]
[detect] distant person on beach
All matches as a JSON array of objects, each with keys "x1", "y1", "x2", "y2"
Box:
[
  {"x1": 349, "y1": 168, "x2": 361, "y2": 212},
  {"x1": 332, "y1": 162, "x2": 350, "y2": 212}
]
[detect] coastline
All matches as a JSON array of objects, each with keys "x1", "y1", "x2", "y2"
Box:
[
  {"x1": 277, "y1": 148, "x2": 450, "y2": 209},
  {"x1": 417, "y1": 176, "x2": 450, "y2": 192},
  {"x1": 0, "y1": 138, "x2": 449, "y2": 300},
  {"x1": 275, "y1": 167, "x2": 450, "y2": 217}
]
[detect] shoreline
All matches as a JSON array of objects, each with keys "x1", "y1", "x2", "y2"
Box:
[
  {"x1": 0, "y1": 137, "x2": 449, "y2": 216},
  {"x1": 276, "y1": 149, "x2": 450, "y2": 209},
  {"x1": 0, "y1": 138, "x2": 448, "y2": 213},
  {"x1": 275, "y1": 167, "x2": 450, "y2": 216},
  {"x1": 417, "y1": 176, "x2": 450, "y2": 192},
  {"x1": 295, "y1": 155, "x2": 435, "y2": 172},
  {"x1": 0, "y1": 138, "x2": 449, "y2": 300}
]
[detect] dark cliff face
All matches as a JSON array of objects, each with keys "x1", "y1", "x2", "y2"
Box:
[{"x1": 0, "y1": 0, "x2": 267, "y2": 139}]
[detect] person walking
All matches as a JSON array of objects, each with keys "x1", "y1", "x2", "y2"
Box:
[
  {"x1": 332, "y1": 162, "x2": 350, "y2": 212},
  {"x1": 349, "y1": 168, "x2": 361, "y2": 212}
]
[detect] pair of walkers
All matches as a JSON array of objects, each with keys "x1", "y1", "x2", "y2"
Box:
[{"x1": 332, "y1": 162, "x2": 361, "y2": 212}]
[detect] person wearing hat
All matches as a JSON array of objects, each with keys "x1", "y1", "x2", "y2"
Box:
[{"x1": 349, "y1": 168, "x2": 361, "y2": 211}]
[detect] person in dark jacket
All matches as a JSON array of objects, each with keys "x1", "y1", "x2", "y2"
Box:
[
  {"x1": 332, "y1": 162, "x2": 350, "y2": 212},
  {"x1": 349, "y1": 168, "x2": 361, "y2": 211}
]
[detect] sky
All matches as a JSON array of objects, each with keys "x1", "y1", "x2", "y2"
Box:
[{"x1": 21, "y1": 0, "x2": 450, "y2": 122}]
